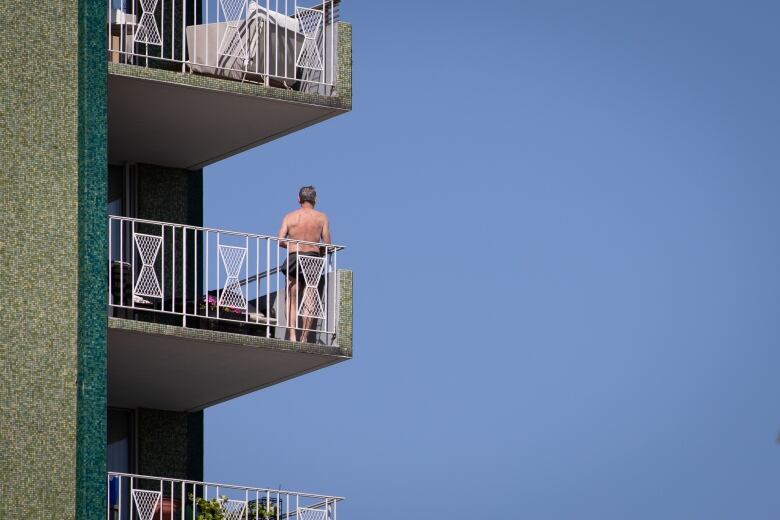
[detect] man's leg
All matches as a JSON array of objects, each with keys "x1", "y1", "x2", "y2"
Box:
[
  {"x1": 300, "y1": 311, "x2": 314, "y2": 343},
  {"x1": 287, "y1": 279, "x2": 298, "y2": 341},
  {"x1": 299, "y1": 274, "x2": 325, "y2": 343}
]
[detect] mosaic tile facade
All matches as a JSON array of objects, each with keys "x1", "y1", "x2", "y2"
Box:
[
  {"x1": 132, "y1": 164, "x2": 205, "y2": 480},
  {"x1": 0, "y1": 0, "x2": 107, "y2": 518},
  {"x1": 337, "y1": 270, "x2": 353, "y2": 355},
  {"x1": 77, "y1": 0, "x2": 110, "y2": 518},
  {"x1": 136, "y1": 164, "x2": 204, "y2": 225},
  {"x1": 137, "y1": 409, "x2": 204, "y2": 480}
]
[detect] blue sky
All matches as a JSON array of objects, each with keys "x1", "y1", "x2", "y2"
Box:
[{"x1": 202, "y1": 1, "x2": 780, "y2": 518}]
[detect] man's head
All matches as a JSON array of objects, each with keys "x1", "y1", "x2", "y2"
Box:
[{"x1": 299, "y1": 185, "x2": 317, "y2": 206}]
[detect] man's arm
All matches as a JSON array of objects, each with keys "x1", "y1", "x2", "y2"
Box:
[
  {"x1": 320, "y1": 215, "x2": 332, "y2": 253},
  {"x1": 277, "y1": 215, "x2": 289, "y2": 249},
  {"x1": 322, "y1": 215, "x2": 332, "y2": 244}
]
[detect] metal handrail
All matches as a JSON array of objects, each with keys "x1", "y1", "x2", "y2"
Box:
[
  {"x1": 107, "y1": 471, "x2": 344, "y2": 500},
  {"x1": 109, "y1": 215, "x2": 344, "y2": 251}
]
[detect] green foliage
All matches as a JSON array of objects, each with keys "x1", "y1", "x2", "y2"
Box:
[
  {"x1": 186, "y1": 493, "x2": 277, "y2": 520},
  {"x1": 247, "y1": 500, "x2": 277, "y2": 519},
  {"x1": 188, "y1": 493, "x2": 227, "y2": 520}
]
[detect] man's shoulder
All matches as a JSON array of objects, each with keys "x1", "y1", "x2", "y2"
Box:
[
  {"x1": 313, "y1": 209, "x2": 328, "y2": 220},
  {"x1": 286, "y1": 208, "x2": 327, "y2": 221}
]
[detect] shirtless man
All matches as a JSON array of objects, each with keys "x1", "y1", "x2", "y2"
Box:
[{"x1": 278, "y1": 186, "x2": 331, "y2": 342}]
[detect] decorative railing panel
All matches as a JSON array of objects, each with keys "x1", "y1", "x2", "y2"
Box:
[
  {"x1": 108, "y1": 216, "x2": 344, "y2": 345},
  {"x1": 107, "y1": 472, "x2": 342, "y2": 520},
  {"x1": 107, "y1": 0, "x2": 340, "y2": 92}
]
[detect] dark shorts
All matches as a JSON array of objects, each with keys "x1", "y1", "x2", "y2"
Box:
[{"x1": 280, "y1": 251, "x2": 324, "y2": 281}]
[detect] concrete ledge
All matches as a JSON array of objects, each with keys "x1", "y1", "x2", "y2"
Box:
[{"x1": 108, "y1": 317, "x2": 352, "y2": 358}]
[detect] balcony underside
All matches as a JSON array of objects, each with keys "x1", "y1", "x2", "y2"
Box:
[
  {"x1": 107, "y1": 318, "x2": 349, "y2": 411},
  {"x1": 108, "y1": 70, "x2": 347, "y2": 169}
]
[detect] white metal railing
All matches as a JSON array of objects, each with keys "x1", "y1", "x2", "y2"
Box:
[
  {"x1": 107, "y1": 472, "x2": 342, "y2": 520},
  {"x1": 107, "y1": 0, "x2": 339, "y2": 92},
  {"x1": 108, "y1": 216, "x2": 344, "y2": 345}
]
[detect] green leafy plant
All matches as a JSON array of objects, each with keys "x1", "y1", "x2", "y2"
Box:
[
  {"x1": 188, "y1": 493, "x2": 228, "y2": 520},
  {"x1": 187, "y1": 493, "x2": 278, "y2": 520},
  {"x1": 247, "y1": 500, "x2": 277, "y2": 520}
]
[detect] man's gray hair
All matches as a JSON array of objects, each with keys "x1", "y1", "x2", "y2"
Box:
[{"x1": 299, "y1": 185, "x2": 317, "y2": 204}]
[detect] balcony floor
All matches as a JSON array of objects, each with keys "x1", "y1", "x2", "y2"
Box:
[{"x1": 107, "y1": 317, "x2": 350, "y2": 411}]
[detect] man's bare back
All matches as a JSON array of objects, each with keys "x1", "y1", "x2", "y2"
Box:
[{"x1": 278, "y1": 207, "x2": 331, "y2": 253}]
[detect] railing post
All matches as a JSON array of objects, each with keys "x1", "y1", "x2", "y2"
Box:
[
  {"x1": 205, "y1": 231, "x2": 209, "y2": 319},
  {"x1": 333, "y1": 248, "x2": 338, "y2": 337},
  {"x1": 245, "y1": 234, "x2": 250, "y2": 322},
  {"x1": 119, "y1": 218, "x2": 124, "y2": 307},
  {"x1": 266, "y1": 239, "x2": 271, "y2": 337},
  {"x1": 330, "y1": 0, "x2": 334, "y2": 87},
  {"x1": 194, "y1": 229, "x2": 199, "y2": 319},
  {"x1": 106, "y1": 474, "x2": 111, "y2": 520},
  {"x1": 181, "y1": 0, "x2": 186, "y2": 72},
  {"x1": 131, "y1": 219, "x2": 136, "y2": 309},
  {"x1": 182, "y1": 226, "x2": 187, "y2": 327},
  {"x1": 108, "y1": 217, "x2": 113, "y2": 310},
  {"x1": 162, "y1": 224, "x2": 166, "y2": 311},
  {"x1": 216, "y1": 232, "x2": 220, "y2": 320},
  {"x1": 265, "y1": 0, "x2": 270, "y2": 85}
]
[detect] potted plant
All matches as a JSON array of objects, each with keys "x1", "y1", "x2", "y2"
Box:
[
  {"x1": 247, "y1": 499, "x2": 277, "y2": 520},
  {"x1": 198, "y1": 294, "x2": 247, "y2": 329},
  {"x1": 188, "y1": 494, "x2": 229, "y2": 520},
  {"x1": 186, "y1": 493, "x2": 277, "y2": 520},
  {"x1": 155, "y1": 496, "x2": 181, "y2": 517}
]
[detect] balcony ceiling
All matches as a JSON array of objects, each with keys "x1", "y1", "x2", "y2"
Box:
[
  {"x1": 108, "y1": 74, "x2": 343, "y2": 170},
  {"x1": 107, "y1": 321, "x2": 348, "y2": 411}
]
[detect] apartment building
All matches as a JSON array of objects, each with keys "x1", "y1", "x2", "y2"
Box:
[{"x1": 1, "y1": 1, "x2": 353, "y2": 518}]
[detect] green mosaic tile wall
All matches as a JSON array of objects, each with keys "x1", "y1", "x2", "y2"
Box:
[
  {"x1": 0, "y1": 0, "x2": 107, "y2": 518},
  {"x1": 338, "y1": 270, "x2": 353, "y2": 355},
  {"x1": 132, "y1": 165, "x2": 204, "y2": 482},
  {"x1": 137, "y1": 409, "x2": 204, "y2": 480},
  {"x1": 77, "y1": 0, "x2": 109, "y2": 518},
  {"x1": 136, "y1": 164, "x2": 204, "y2": 226},
  {"x1": 134, "y1": 164, "x2": 204, "y2": 300}
]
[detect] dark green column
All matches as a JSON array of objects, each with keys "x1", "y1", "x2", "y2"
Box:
[
  {"x1": 137, "y1": 409, "x2": 204, "y2": 480},
  {"x1": 77, "y1": 0, "x2": 109, "y2": 518}
]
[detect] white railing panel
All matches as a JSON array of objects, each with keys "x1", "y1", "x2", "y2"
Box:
[
  {"x1": 108, "y1": 216, "x2": 344, "y2": 346},
  {"x1": 107, "y1": 0, "x2": 339, "y2": 91},
  {"x1": 107, "y1": 472, "x2": 343, "y2": 520}
]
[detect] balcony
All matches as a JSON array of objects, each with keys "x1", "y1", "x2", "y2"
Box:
[
  {"x1": 107, "y1": 472, "x2": 342, "y2": 520},
  {"x1": 107, "y1": 216, "x2": 352, "y2": 411},
  {"x1": 107, "y1": 0, "x2": 351, "y2": 168}
]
